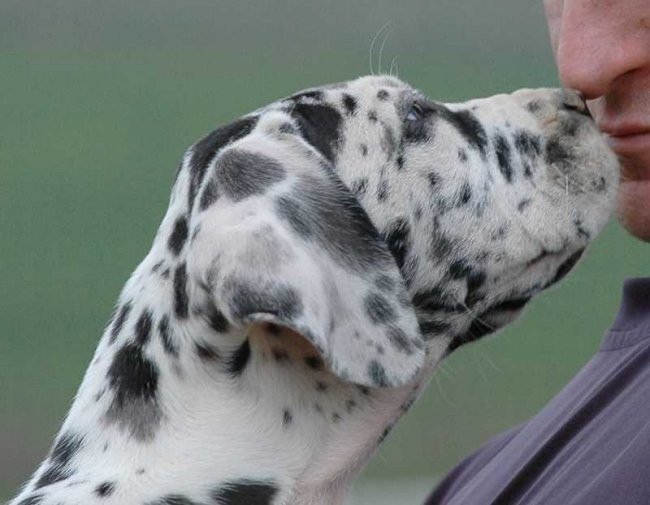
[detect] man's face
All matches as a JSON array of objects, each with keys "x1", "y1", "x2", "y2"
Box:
[{"x1": 544, "y1": 0, "x2": 650, "y2": 241}]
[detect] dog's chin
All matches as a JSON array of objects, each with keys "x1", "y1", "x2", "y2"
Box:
[{"x1": 447, "y1": 248, "x2": 583, "y2": 355}]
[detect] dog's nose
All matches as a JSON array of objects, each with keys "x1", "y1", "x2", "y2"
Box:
[{"x1": 561, "y1": 89, "x2": 592, "y2": 118}]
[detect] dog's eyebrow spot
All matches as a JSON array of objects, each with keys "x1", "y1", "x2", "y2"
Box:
[
  {"x1": 376, "y1": 89, "x2": 390, "y2": 101},
  {"x1": 440, "y1": 108, "x2": 488, "y2": 156},
  {"x1": 342, "y1": 94, "x2": 358, "y2": 115}
]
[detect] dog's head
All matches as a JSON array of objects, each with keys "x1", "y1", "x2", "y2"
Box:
[{"x1": 163, "y1": 75, "x2": 618, "y2": 388}]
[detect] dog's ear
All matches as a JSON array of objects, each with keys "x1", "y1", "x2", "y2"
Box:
[{"x1": 186, "y1": 121, "x2": 424, "y2": 388}]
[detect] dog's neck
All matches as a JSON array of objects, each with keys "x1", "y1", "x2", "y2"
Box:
[{"x1": 17, "y1": 251, "x2": 442, "y2": 505}]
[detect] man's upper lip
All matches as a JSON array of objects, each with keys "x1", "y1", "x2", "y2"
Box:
[{"x1": 598, "y1": 122, "x2": 650, "y2": 137}]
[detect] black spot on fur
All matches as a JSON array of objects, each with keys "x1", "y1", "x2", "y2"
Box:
[
  {"x1": 227, "y1": 339, "x2": 251, "y2": 376},
  {"x1": 517, "y1": 198, "x2": 532, "y2": 212},
  {"x1": 291, "y1": 103, "x2": 342, "y2": 162},
  {"x1": 514, "y1": 131, "x2": 542, "y2": 158},
  {"x1": 158, "y1": 315, "x2": 178, "y2": 357},
  {"x1": 16, "y1": 496, "x2": 43, "y2": 505},
  {"x1": 146, "y1": 494, "x2": 200, "y2": 505},
  {"x1": 527, "y1": 100, "x2": 541, "y2": 113},
  {"x1": 427, "y1": 172, "x2": 440, "y2": 189},
  {"x1": 275, "y1": 173, "x2": 392, "y2": 272},
  {"x1": 189, "y1": 117, "x2": 257, "y2": 210},
  {"x1": 216, "y1": 150, "x2": 286, "y2": 202},
  {"x1": 374, "y1": 274, "x2": 395, "y2": 291},
  {"x1": 381, "y1": 124, "x2": 396, "y2": 155},
  {"x1": 135, "y1": 310, "x2": 153, "y2": 346},
  {"x1": 304, "y1": 355, "x2": 324, "y2": 370},
  {"x1": 360, "y1": 143, "x2": 368, "y2": 156},
  {"x1": 381, "y1": 219, "x2": 410, "y2": 271},
  {"x1": 110, "y1": 302, "x2": 132, "y2": 344},
  {"x1": 316, "y1": 381, "x2": 329, "y2": 392},
  {"x1": 458, "y1": 149, "x2": 468, "y2": 162},
  {"x1": 448, "y1": 316, "x2": 494, "y2": 352},
  {"x1": 441, "y1": 109, "x2": 488, "y2": 156},
  {"x1": 34, "y1": 432, "x2": 84, "y2": 489},
  {"x1": 94, "y1": 481, "x2": 116, "y2": 498},
  {"x1": 495, "y1": 134, "x2": 513, "y2": 183},
  {"x1": 449, "y1": 259, "x2": 472, "y2": 279},
  {"x1": 207, "y1": 305, "x2": 230, "y2": 333},
  {"x1": 573, "y1": 218, "x2": 590, "y2": 240},
  {"x1": 458, "y1": 182, "x2": 472, "y2": 205},
  {"x1": 386, "y1": 327, "x2": 414, "y2": 354},
  {"x1": 342, "y1": 94, "x2": 357, "y2": 115},
  {"x1": 173, "y1": 263, "x2": 189, "y2": 319},
  {"x1": 523, "y1": 162, "x2": 534, "y2": 178},
  {"x1": 418, "y1": 319, "x2": 451, "y2": 335},
  {"x1": 107, "y1": 343, "x2": 159, "y2": 408},
  {"x1": 377, "y1": 179, "x2": 389, "y2": 202},
  {"x1": 413, "y1": 288, "x2": 463, "y2": 313},
  {"x1": 168, "y1": 216, "x2": 188, "y2": 256},
  {"x1": 548, "y1": 249, "x2": 585, "y2": 286},
  {"x1": 546, "y1": 138, "x2": 571, "y2": 165},
  {"x1": 488, "y1": 297, "x2": 531, "y2": 313},
  {"x1": 466, "y1": 270, "x2": 487, "y2": 294},
  {"x1": 364, "y1": 293, "x2": 396, "y2": 324},
  {"x1": 367, "y1": 360, "x2": 388, "y2": 387},
  {"x1": 227, "y1": 279, "x2": 303, "y2": 322},
  {"x1": 368, "y1": 110, "x2": 378, "y2": 122},
  {"x1": 211, "y1": 479, "x2": 278, "y2": 505},
  {"x1": 396, "y1": 154, "x2": 405, "y2": 170},
  {"x1": 377, "y1": 89, "x2": 389, "y2": 101},
  {"x1": 199, "y1": 176, "x2": 219, "y2": 211},
  {"x1": 283, "y1": 409, "x2": 293, "y2": 426},
  {"x1": 195, "y1": 342, "x2": 220, "y2": 361}
]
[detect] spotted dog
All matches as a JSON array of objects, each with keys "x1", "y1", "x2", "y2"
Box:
[{"x1": 10, "y1": 76, "x2": 618, "y2": 505}]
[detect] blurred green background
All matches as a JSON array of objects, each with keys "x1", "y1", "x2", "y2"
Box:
[{"x1": 0, "y1": 0, "x2": 647, "y2": 502}]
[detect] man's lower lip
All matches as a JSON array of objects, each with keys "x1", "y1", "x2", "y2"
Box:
[{"x1": 607, "y1": 131, "x2": 650, "y2": 157}]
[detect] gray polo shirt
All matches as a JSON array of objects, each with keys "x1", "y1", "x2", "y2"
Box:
[{"x1": 425, "y1": 278, "x2": 650, "y2": 505}]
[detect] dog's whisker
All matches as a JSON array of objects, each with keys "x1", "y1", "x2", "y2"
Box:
[
  {"x1": 368, "y1": 21, "x2": 392, "y2": 76},
  {"x1": 377, "y1": 24, "x2": 394, "y2": 75}
]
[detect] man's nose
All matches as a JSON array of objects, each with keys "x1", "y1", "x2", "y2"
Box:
[{"x1": 554, "y1": 1, "x2": 642, "y2": 100}]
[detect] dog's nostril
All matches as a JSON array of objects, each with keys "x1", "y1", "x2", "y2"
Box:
[{"x1": 561, "y1": 89, "x2": 592, "y2": 119}]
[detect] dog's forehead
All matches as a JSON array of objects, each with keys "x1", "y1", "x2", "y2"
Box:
[{"x1": 281, "y1": 75, "x2": 413, "y2": 109}]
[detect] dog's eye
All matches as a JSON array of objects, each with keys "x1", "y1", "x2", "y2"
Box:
[{"x1": 406, "y1": 102, "x2": 425, "y2": 121}]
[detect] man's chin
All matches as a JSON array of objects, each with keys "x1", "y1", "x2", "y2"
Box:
[{"x1": 617, "y1": 179, "x2": 650, "y2": 242}]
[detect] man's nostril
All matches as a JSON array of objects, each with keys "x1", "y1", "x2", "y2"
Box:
[{"x1": 561, "y1": 89, "x2": 592, "y2": 118}]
